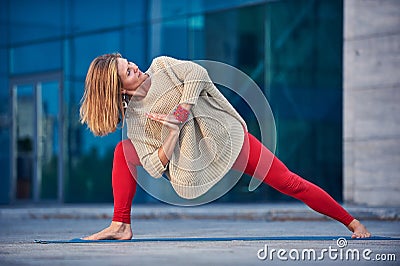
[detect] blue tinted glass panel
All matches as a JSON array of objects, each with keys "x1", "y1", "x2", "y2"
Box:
[
  {"x1": 188, "y1": 16, "x2": 205, "y2": 59},
  {"x1": 200, "y1": 0, "x2": 266, "y2": 13},
  {"x1": 0, "y1": 1, "x2": 8, "y2": 46},
  {"x1": 39, "y1": 81, "x2": 60, "y2": 199},
  {"x1": 122, "y1": 26, "x2": 147, "y2": 69},
  {"x1": 9, "y1": 0, "x2": 62, "y2": 44},
  {"x1": 11, "y1": 41, "x2": 61, "y2": 74},
  {"x1": 63, "y1": 40, "x2": 71, "y2": 78},
  {"x1": 0, "y1": 49, "x2": 7, "y2": 75},
  {"x1": 0, "y1": 106, "x2": 10, "y2": 203},
  {"x1": 150, "y1": 19, "x2": 188, "y2": 59},
  {"x1": 65, "y1": 80, "x2": 83, "y2": 159},
  {"x1": 71, "y1": 0, "x2": 122, "y2": 33},
  {"x1": 150, "y1": 0, "x2": 267, "y2": 20},
  {"x1": 72, "y1": 31, "x2": 120, "y2": 79},
  {"x1": 150, "y1": 0, "x2": 190, "y2": 20},
  {"x1": 0, "y1": 76, "x2": 8, "y2": 112},
  {"x1": 0, "y1": 76, "x2": 7, "y2": 196},
  {"x1": 266, "y1": 0, "x2": 343, "y2": 200},
  {"x1": 123, "y1": 0, "x2": 146, "y2": 24}
]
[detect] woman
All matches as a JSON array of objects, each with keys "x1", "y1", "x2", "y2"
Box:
[{"x1": 80, "y1": 53, "x2": 371, "y2": 240}]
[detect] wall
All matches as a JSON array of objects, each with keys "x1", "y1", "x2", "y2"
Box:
[
  {"x1": 0, "y1": 0, "x2": 345, "y2": 204},
  {"x1": 343, "y1": 0, "x2": 400, "y2": 206}
]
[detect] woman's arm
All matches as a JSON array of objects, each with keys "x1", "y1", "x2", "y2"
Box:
[
  {"x1": 157, "y1": 129, "x2": 179, "y2": 167},
  {"x1": 155, "y1": 56, "x2": 212, "y2": 106},
  {"x1": 146, "y1": 103, "x2": 192, "y2": 167}
]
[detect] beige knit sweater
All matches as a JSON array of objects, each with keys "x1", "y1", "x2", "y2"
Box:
[{"x1": 126, "y1": 56, "x2": 247, "y2": 199}]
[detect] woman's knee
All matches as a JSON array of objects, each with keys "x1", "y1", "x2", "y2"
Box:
[
  {"x1": 114, "y1": 140, "x2": 141, "y2": 166},
  {"x1": 114, "y1": 141, "x2": 122, "y2": 156},
  {"x1": 114, "y1": 140, "x2": 127, "y2": 158}
]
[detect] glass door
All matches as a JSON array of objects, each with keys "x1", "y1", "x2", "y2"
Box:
[{"x1": 11, "y1": 73, "x2": 63, "y2": 202}]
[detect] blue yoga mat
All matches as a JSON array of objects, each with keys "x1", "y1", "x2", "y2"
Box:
[{"x1": 34, "y1": 236, "x2": 400, "y2": 244}]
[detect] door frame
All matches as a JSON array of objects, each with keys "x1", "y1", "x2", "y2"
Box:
[{"x1": 10, "y1": 71, "x2": 64, "y2": 203}]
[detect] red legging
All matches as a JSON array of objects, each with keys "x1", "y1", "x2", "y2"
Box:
[{"x1": 112, "y1": 132, "x2": 354, "y2": 226}]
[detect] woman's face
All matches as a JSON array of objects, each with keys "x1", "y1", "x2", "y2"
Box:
[{"x1": 117, "y1": 57, "x2": 150, "y2": 98}]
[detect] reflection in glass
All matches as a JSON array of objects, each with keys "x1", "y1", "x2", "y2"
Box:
[
  {"x1": 39, "y1": 81, "x2": 59, "y2": 200},
  {"x1": 185, "y1": 1, "x2": 343, "y2": 202},
  {"x1": 13, "y1": 80, "x2": 61, "y2": 201},
  {"x1": 15, "y1": 85, "x2": 35, "y2": 199}
]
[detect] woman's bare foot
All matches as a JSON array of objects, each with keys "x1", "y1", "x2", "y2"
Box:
[
  {"x1": 82, "y1": 221, "x2": 132, "y2": 240},
  {"x1": 347, "y1": 219, "x2": 371, "y2": 238}
]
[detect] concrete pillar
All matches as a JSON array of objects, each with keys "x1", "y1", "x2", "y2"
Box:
[{"x1": 343, "y1": 0, "x2": 400, "y2": 206}]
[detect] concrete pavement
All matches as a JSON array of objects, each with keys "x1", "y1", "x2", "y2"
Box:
[{"x1": 0, "y1": 203, "x2": 399, "y2": 265}]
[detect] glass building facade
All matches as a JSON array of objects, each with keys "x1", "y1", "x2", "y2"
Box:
[{"x1": 0, "y1": 0, "x2": 343, "y2": 204}]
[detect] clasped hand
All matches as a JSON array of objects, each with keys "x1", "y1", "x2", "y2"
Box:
[{"x1": 146, "y1": 113, "x2": 181, "y2": 132}]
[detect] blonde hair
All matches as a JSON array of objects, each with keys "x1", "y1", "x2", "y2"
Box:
[{"x1": 80, "y1": 53, "x2": 124, "y2": 136}]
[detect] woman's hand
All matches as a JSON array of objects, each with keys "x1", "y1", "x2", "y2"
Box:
[
  {"x1": 146, "y1": 112, "x2": 181, "y2": 166},
  {"x1": 146, "y1": 105, "x2": 192, "y2": 167},
  {"x1": 146, "y1": 113, "x2": 181, "y2": 132}
]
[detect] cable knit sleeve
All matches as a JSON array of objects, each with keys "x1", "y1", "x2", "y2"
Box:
[
  {"x1": 157, "y1": 56, "x2": 213, "y2": 106},
  {"x1": 141, "y1": 148, "x2": 167, "y2": 178}
]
